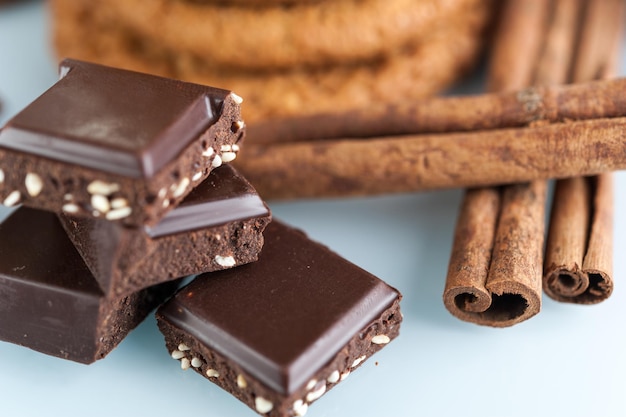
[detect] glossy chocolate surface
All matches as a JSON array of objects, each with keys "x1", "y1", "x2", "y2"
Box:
[
  {"x1": 0, "y1": 208, "x2": 103, "y2": 362},
  {"x1": 0, "y1": 59, "x2": 230, "y2": 177},
  {"x1": 158, "y1": 220, "x2": 400, "y2": 395},
  {"x1": 145, "y1": 165, "x2": 270, "y2": 238}
]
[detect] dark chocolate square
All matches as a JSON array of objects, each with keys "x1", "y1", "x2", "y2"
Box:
[
  {"x1": 0, "y1": 59, "x2": 245, "y2": 226},
  {"x1": 59, "y1": 165, "x2": 271, "y2": 297},
  {"x1": 156, "y1": 220, "x2": 402, "y2": 416},
  {"x1": 0, "y1": 207, "x2": 177, "y2": 364}
]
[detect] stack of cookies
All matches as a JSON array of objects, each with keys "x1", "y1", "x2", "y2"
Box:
[
  {"x1": 0, "y1": 59, "x2": 403, "y2": 417},
  {"x1": 50, "y1": 0, "x2": 494, "y2": 124}
]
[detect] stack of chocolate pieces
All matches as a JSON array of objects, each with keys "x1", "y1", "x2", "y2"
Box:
[
  {"x1": 0, "y1": 58, "x2": 269, "y2": 363},
  {"x1": 0, "y1": 59, "x2": 402, "y2": 417}
]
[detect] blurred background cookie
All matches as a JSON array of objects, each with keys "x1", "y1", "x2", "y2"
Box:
[{"x1": 50, "y1": 0, "x2": 495, "y2": 124}]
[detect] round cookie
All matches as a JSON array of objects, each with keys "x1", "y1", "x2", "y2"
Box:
[
  {"x1": 52, "y1": 0, "x2": 491, "y2": 123},
  {"x1": 182, "y1": 0, "x2": 326, "y2": 6},
  {"x1": 99, "y1": 0, "x2": 481, "y2": 70}
]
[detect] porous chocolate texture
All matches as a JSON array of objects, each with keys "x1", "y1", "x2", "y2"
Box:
[
  {"x1": 0, "y1": 207, "x2": 178, "y2": 364},
  {"x1": 156, "y1": 220, "x2": 402, "y2": 417},
  {"x1": 0, "y1": 58, "x2": 245, "y2": 226},
  {"x1": 59, "y1": 165, "x2": 271, "y2": 298}
]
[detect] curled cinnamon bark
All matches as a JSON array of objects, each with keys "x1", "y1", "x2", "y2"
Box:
[
  {"x1": 443, "y1": 0, "x2": 581, "y2": 326},
  {"x1": 444, "y1": 183, "x2": 546, "y2": 326},
  {"x1": 245, "y1": 77, "x2": 626, "y2": 145},
  {"x1": 240, "y1": 114, "x2": 626, "y2": 200},
  {"x1": 543, "y1": 175, "x2": 614, "y2": 303},
  {"x1": 542, "y1": 0, "x2": 622, "y2": 304}
]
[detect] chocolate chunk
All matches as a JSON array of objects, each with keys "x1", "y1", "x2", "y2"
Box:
[
  {"x1": 59, "y1": 164, "x2": 271, "y2": 297},
  {"x1": 0, "y1": 207, "x2": 178, "y2": 364},
  {"x1": 0, "y1": 58, "x2": 245, "y2": 226},
  {"x1": 156, "y1": 220, "x2": 402, "y2": 417}
]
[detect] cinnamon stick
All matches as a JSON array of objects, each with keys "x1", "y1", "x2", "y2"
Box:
[
  {"x1": 444, "y1": 182, "x2": 547, "y2": 327},
  {"x1": 443, "y1": 0, "x2": 565, "y2": 327},
  {"x1": 239, "y1": 115, "x2": 626, "y2": 199},
  {"x1": 542, "y1": 0, "x2": 622, "y2": 304},
  {"x1": 245, "y1": 77, "x2": 626, "y2": 145}
]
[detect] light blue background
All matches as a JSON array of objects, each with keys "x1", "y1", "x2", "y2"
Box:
[{"x1": 1, "y1": 2, "x2": 626, "y2": 416}]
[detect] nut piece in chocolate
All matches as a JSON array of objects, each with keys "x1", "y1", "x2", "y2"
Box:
[
  {"x1": 0, "y1": 58, "x2": 245, "y2": 226},
  {"x1": 156, "y1": 220, "x2": 402, "y2": 417}
]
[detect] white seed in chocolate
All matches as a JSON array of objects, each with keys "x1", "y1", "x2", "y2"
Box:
[
  {"x1": 340, "y1": 371, "x2": 350, "y2": 381},
  {"x1": 206, "y1": 369, "x2": 220, "y2": 378},
  {"x1": 62, "y1": 203, "x2": 80, "y2": 213},
  {"x1": 327, "y1": 370, "x2": 340, "y2": 384},
  {"x1": 162, "y1": 199, "x2": 170, "y2": 208},
  {"x1": 254, "y1": 397, "x2": 273, "y2": 414},
  {"x1": 3, "y1": 190, "x2": 21, "y2": 207},
  {"x1": 0, "y1": 168, "x2": 4, "y2": 183},
  {"x1": 220, "y1": 144, "x2": 232, "y2": 152},
  {"x1": 202, "y1": 147, "x2": 215, "y2": 158},
  {"x1": 171, "y1": 350, "x2": 185, "y2": 360},
  {"x1": 87, "y1": 180, "x2": 120, "y2": 196},
  {"x1": 211, "y1": 154, "x2": 223, "y2": 168},
  {"x1": 351, "y1": 355, "x2": 366, "y2": 368},
  {"x1": 178, "y1": 343, "x2": 191, "y2": 351},
  {"x1": 371, "y1": 334, "x2": 391, "y2": 345},
  {"x1": 215, "y1": 255, "x2": 236, "y2": 267},
  {"x1": 230, "y1": 92, "x2": 244, "y2": 105},
  {"x1": 91, "y1": 194, "x2": 111, "y2": 213},
  {"x1": 105, "y1": 206, "x2": 132, "y2": 220},
  {"x1": 293, "y1": 400, "x2": 309, "y2": 417},
  {"x1": 172, "y1": 177, "x2": 190, "y2": 198},
  {"x1": 191, "y1": 357, "x2": 202, "y2": 368},
  {"x1": 181, "y1": 358, "x2": 191, "y2": 370},
  {"x1": 306, "y1": 379, "x2": 317, "y2": 390},
  {"x1": 305, "y1": 382, "x2": 326, "y2": 402},
  {"x1": 25, "y1": 173, "x2": 43, "y2": 197},
  {"x1": 236, "y1": 374, "x2": 247, "y2": 389},
  {"x1": 221, "y1": 151, "x2": 237, "y2": 163},
  {"x1": 157, "y1": 187, "x2": 167, "y2": 199},
  {"x1": 192, "y1": 171, "x2": 203, "y2": 182},
  {"x1": 110, "y1": 197, "x2": 129, "y2": 209}
]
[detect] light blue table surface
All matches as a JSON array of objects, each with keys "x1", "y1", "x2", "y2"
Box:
[{"x1": 1, "y1": 2, "x2": 626, "y2": 416}]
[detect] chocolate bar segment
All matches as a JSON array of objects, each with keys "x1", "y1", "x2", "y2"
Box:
[
  {"x1": 59, "y1": 165, "x2": 271, "y2": 297},
  {"x1": 0, "y1": 207, "x2": 178, "y2": 364},
  {"x1": 156, "y1": 220, "x2": 402, "y2": 417},
  {"x1": 0, "y1": 58, "x2": 245, "y2": 226}
]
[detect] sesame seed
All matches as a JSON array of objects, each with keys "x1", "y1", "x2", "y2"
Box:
[
  {"x1": 3, "y1": 190, "x2": 21, "y2": 207},
  {"x1": 171, "y1": 350, "x2": 185, "y2": 360},
  {"x1": 25, "y1": 173, "x2": 43, "y2": 197},
  {"x1": 254, "y1": 397, "x2": 273, "y2": 414}
]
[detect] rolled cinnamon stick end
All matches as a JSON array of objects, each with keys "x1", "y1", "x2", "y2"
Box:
[
  {"x1": 544, "y1": 175, "x2": 614, "y2": 304},
  {"x1": 443, "y1": 182, "x2": 545, "y2": 327},
  {"x1": 543, "y1": 177, "x2": 591, "y2": 299},
  {"x1": 444, "y1": 187, "x2": 499, "y2": 317},
  {"x1": 580, "y1": 174, "x2": 614, "y2": 303}
]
